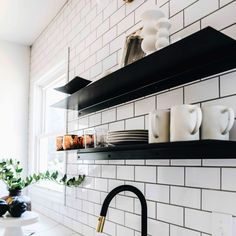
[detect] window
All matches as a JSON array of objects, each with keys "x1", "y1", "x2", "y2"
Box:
[
  {"x1": 30, "y1": 62, "x2": 67, "y2": 191},
  {"x1": 38, "y1": 77, "x2": 66, "y2": 173}
]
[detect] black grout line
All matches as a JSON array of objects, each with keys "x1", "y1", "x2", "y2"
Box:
[
  {"x1": 184, "y1": 167, "x2": 186, "y2": 187},
  {"x1": 200, "y1": 188, "x2": 203, "y2": 211},
  {"x1": 75, "y1": 160, "x2": 236, "y2": 168},
  {"x1": 167, "y1": 0, "x2": 170, "y2": 19},
  {"x1": 183, "y1": 7, "x2": 185, "y2": 28},
  {"x1": 172, "y1": 0, "x2": 199, "y2": 18},
  {"x1": 183, "y1": 206, "x2": 185, "y2": 227},
  {"x1": 74, "y1": 176, "x2": 236, "y2": 193},
  {"x1": 183, "y1": 86, "x2": 185, "y2": 104},
  {"x1": 220, "y1": 22, "x2": 236, "y2": 32},
  {"x1": 169, "y1": 185, "x2": 171, "y2": 204},
  {"x1": 75, "y1": 172, "x2": 236, "y2": 194},
  {"x1": 171, "y1": 0, "x2": 234, "y2": 32},
  {"x1": 220, "y1": 167, "x2": 222, "y2": 190},
  {"x1": 219, "y1": 76, "x2": 221, "y2": 98}
]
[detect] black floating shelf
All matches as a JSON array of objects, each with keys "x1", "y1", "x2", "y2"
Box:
[
  {"x1": 52, "y1": 27, "x2": 236, "y2": 116},
  {"x1": 54, "y1": 76, "x2": 91, "y2": 94},
  {"x1": 76, "y1": 140, "x2": 236, "y2": 160}
]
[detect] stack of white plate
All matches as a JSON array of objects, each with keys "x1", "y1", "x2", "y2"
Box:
[{"x1": 107, "y1": 130, "x2": 148, "y2": 145}]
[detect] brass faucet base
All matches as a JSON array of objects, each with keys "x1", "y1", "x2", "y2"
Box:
[{"x1": 96, "y1": 216, "x2": 105, "y2": 233}]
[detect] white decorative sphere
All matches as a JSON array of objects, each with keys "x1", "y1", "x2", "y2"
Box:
[
  {"x1": 141, "y1": 25, "x2": 157, "y2": 37},
  {"x1": 155, "y1": 37, "x2": 169, "y2": 50},
  {"x1": 156, "y1": 18, "x2": 171, "y2": 30},
  {"x1": 141, "y1": 35, "x2": 157, "y2": 53},
  {"x1": 156, "y1": 28, "x2": 169, "y2": 38},
  {"x1": 141, "y1": 7, "x2": 165, "y2": 23}
]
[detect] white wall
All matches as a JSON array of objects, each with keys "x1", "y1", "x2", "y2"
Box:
[
  {"x1": 28, "y1": 0, "x2": 236, "y2": 235},
  {"x1": 0, "y1": 40, "x2": 30, "y2": 195}
]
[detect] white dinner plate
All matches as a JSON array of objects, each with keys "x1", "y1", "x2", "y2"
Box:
[{"x1": 108, "y1": 140, "x2": 148, "y2": 145}]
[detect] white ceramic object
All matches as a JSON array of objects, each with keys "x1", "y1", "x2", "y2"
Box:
[
  {"x1": 170, "y1": 105, "x2": 202, "y2": 142},
  {"x1": 155, "y1": 18, "x2": 171, "y2": 50},
  {"x1": 148, "y1": 110, "x2": 170, "y2": 143},
  {"x1": 155, "y1": 37, "x2": 169, "y2": 49},
  {"x1": 156, "y1": 28, "x2": 169, "y2": 38},
  {"x1": 156, "y1": 18, "x2": 171, "y2": 30},
  {"x1": 141, "y1": 35, "x2": 157, "y2": 54},
  {"x1": 0, "y1": 211, "x2": 39, "y2": 236},
  {"x1": 201, "y1": 105, "x2": 235, "y2": 140},
  {"x1": 141, "y1": 24, "x2": 157, "y2": 37},
  {"x1": 141, "y1": 6, "x2": 165, "y2": 54},
  {"x1": 141, "y1": 7, "x2": 165, "y2": 23}
]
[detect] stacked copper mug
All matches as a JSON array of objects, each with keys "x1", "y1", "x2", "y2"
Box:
[
  {"x1": 56, "y1": 135, "x2": 85, "y2": 151},
  {"x1": 56, "y1": 129, "x2": 103, "y2": 151}
]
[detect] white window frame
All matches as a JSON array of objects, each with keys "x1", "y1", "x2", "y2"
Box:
[{"x1": 29, "y1": 60, "x2": 68, "y2": 192}]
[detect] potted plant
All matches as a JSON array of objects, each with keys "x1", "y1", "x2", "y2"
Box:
[{"x1": 0, "y1": 159, "x2": 85, "y2": 217}]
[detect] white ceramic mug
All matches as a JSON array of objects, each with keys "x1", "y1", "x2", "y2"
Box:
[
  {"x1": 148, "y1": 110, "x2": 170, "y2": 143},
  {"x1": 170, "y1": 105, "x2": 202, "y2": 141},
  {"x1": 201, "y1": 105, "x2": 235, "y2": 140}
]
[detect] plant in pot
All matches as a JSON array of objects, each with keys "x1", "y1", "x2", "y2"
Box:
[{"x1": 0, "y1": 159, "x2": 85, "y2": 217}]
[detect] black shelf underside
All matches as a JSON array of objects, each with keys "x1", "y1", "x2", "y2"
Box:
[
  {"x1": 76, "y1": 140, "x2": 236, "y2": 160},
  {"x1": 53, "y1": 27, "x2": 236, "y2": 116}
]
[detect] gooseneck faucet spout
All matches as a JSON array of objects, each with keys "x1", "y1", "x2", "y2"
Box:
[{"x1": 96, "y1": 185, "x2": 147, "y2": 236}]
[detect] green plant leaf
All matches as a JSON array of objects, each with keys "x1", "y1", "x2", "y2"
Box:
[{"x1": 0, "y1": 159, "x2": 85, "y2": 190}]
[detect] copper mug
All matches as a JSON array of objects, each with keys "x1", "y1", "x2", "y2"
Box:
[
  {"x1": 56, "y1": 136, "x2": 63, "y2": 151},
  {"x1": 85, "y1": 129, "x2": 95, "y2": 148},
  {"x1": 62, "y1": 135, "x2": 80, "y2": 150}
]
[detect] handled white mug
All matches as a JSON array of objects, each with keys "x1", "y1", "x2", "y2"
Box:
[
  {"x1": 148, "y1": 110, "x2": 170, "y2": 143},
  {"x1": 201, "y1": 105, "x2": 235, "y2": 140},
  {"x1": 170, "y1": 105, "x2": 202, "y2": 141}
]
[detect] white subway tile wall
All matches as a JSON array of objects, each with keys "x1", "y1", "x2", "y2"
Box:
[
  {"x1": 184, "y1": 78, "x2": 219, "y2": 104},
  {"x1": 169, "y1": 11, "x2": 184, "y2": 35},
  {"x1": 29, "y1": 0, "x2": 236, "y2": 235}
]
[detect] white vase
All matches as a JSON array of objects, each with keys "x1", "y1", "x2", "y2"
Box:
[
  {"x1": 141, "y1": 35, "x2": 157, "y2": 54},
  {"x1": 141, "y1": 6, "x2": 165, "y2": 54},
  {"x1": 155, "y1": 37, "x2": 169, "y2": 49},
  {"x1": 156, "y1": 28, "x2": 169, "y2": 38},
  {"x1": 141, "y1": 23, "x2": 157, "y2": 37},
  {"x1": 141, "y1": 7, "x2": 165, "y2": 23},
  {"x1": 155, "y1": 18, "x2": 171, "y2": 50},
  {"x1": 156, "y1": 18, "x2": 171, "y2": 30}
]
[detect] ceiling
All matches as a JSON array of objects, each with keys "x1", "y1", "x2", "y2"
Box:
[{"x1": 0, "y1": 0, "x2": 67, "y2": 45}]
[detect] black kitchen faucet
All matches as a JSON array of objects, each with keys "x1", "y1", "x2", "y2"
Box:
[{"x1": 96, "y1": 185, "x2": 147, "y2": 236}]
